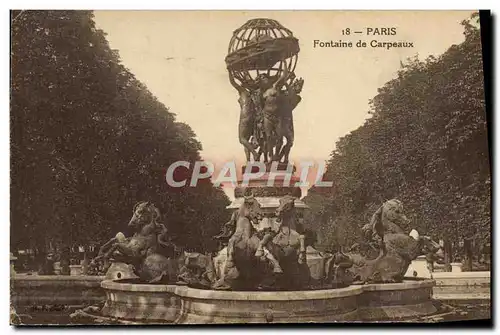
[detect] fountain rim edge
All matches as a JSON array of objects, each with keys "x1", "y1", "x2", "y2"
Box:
[{"x1": 100, "y1": 279, "x2": 436, "y2": 301}]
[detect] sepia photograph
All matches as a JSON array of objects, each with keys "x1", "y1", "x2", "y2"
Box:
[{"x1": 9, "y1": 9, "x2": 491, "y2": 326}]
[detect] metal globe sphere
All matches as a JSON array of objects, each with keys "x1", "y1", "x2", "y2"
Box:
[{"x1": 225, "y1": 18, "x2": 300, "y2": 90}]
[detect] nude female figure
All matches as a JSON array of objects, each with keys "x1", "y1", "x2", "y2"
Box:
[
  {"x1": 257, "y1": 65, "x2": 290, "y2": 162},
  {"x1": 228, "y1": 73, "x2": 259, "y2": 162}
]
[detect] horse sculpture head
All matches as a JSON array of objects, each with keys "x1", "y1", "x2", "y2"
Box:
[
  {"x1": 239, "y1": 195, "x2": 263, "y2": 223},
  {"x1": 128, "y1": 201, "x2": 160, "y2": 229},
  {"x1": 275, "y1": 195, "x2": 296, "y2": 223},
  {"x1": 364, "y1": 199, "x2": 409, "y2": 239},
  {"x1": 381, "y1": 199, "x2": 410, "y2": 225}
]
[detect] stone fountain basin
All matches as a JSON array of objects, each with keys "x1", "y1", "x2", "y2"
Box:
[{"x1": 100, "y1": 278, "x2": 437, "y2": 324}]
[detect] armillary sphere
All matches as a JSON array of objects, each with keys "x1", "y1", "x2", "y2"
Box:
[{"x1": 225, "y1": 18, "x2": 300, "y2": 91}]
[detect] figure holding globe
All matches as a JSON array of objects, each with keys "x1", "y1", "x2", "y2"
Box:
[
  {"x1": 228, "y1": 72, "x2": 260, "y2": 162},
  {"x1": 225, "y1": 18, "x2": 304, "y2": 164},
  {"x1": 258, "y1": 63, "x2": 289, "y2": 162}
]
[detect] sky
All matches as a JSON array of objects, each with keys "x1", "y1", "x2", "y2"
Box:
[{"x1": 93, "y1": 10, "x2": 474, "y2": 198}]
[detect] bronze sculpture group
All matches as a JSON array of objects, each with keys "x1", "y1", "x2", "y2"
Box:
[
  {"x1": 345, "y1": 199, "x2": 443, "y2": 283},
  {"x1": 89, "y1": 19, "x2": 443, "y2": 292},
  {"x1": 89, "y1": 201, "x2": 179, "y2": 283},
  {"x1": 212, "y1": 195, "x2": 312, "y2": 290},
  {"x1": 225, "y1": 18, "x2": 303, "y2": 164},
  {"x1": 232, "y1": 65, "x2": 303, "y2": 164},
  {"x1": 90, "y1": 198, "x2": 443, "y2": 291}
]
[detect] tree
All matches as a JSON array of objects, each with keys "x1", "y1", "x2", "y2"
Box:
[
  {"x1": 303, "y1": 12, "x2": 490, "y2": 251},
  {"x1": 11, "y1": 10, "x2": 230, "y2": 255}
]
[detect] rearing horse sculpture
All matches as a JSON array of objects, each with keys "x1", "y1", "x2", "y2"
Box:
[
  {"x1": 92, "y1": 201, "x2": 178, "y2": 283},
  {"x1": 260, "y1": 195, "x2": 307, "y2": 265},
  {"x1": 347, "y1": 199, "x2": 444, "y2": 283},
  {"x1": 213, "y1": 195, "x2": 311, "y2": 290},
  {"x1": 213, "y1": 195, "x2": 283, "y2": 290}
]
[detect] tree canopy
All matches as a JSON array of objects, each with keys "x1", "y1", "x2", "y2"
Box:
[
  {"x1": 11, "y1": 10, "x2": 230, "y2": 254},
  {"x1": 304, "y1": 13, "x2": 490, "y2": 250}
]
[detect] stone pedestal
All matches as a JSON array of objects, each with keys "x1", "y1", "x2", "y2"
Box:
[
  {"x1": 70, "y1": 265, "x2": 83, "y2": 276},
  {"x1": 451, "y1": 262, "x2": 463, "y2": 273},
  {"x1": 227, "y1": 163, "x2": 308, "y2": 214},
  {"x1": 53, "y1": 261, "x2": 61, "y2": 275}
]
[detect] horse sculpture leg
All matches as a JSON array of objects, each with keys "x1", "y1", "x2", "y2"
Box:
[
  {"x1": 213, "y1": 236, "x2": 241, "y2": 291},
  {"x1": 114, "y1": 243, "x2": 143, "y2": 258},
  {"x1": 92, "y1": 237, "x2": 117, "y2": 262},
  {"x1": 101, "y1": 242, "x2": 141, "y2": 261},
  {"x1": 298, "y1": 234, "x2": 306, "y2": 264},
  {"x1": 98, "y1": 244, "x2": 119, "y2": 261},
  {"x1": 255, "y1": 231, "x2": 274, "y2": 258},
  {"x1": 225, "y1": 235, "x2": 237, "y2": 268},
  {"x1": 245, "y1": 235, "x2": 281, "y2": 275},
  {"x1": 262, "y1": 248, "x2": 283, "y2": 273},
  {"x1": 255, "y1": 231, "x2": 283, "y2": 273}
]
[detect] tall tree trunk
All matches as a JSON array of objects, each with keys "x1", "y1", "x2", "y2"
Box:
[
  {"x1": 443, "y1": 239, "x2": 452, "y2": 272},
  {"x1": 463, "y1": 238, "x2": 473, "y2": 271}
]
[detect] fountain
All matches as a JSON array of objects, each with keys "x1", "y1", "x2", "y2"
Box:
[{"x1": 71, "y1": 18, "x2": 445, "y2": 324}]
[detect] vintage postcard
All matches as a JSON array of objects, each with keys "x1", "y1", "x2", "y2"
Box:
[{"x1": 10, "y1": 10, "x2": 491, "y2": 326}]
